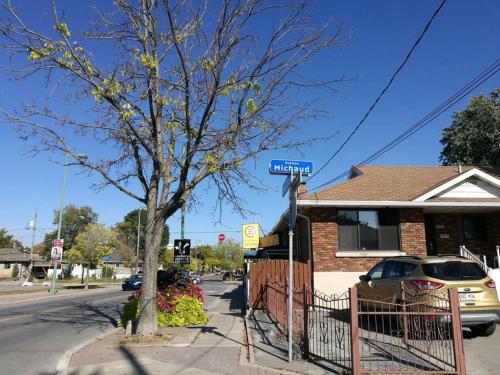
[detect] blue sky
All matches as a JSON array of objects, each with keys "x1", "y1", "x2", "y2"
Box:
[{"x1": 1, "y1": 0, "x2": 499, "y2": 247}]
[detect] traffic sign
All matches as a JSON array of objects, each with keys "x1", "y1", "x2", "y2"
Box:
[
  {"x1": 218, "y1": 233, "x2": 225, "y2": 242},
  {"x1": 174, "y1": 239, "x2": 191, "y2": 256},
  {"x1": 53, "y1": 239, "x2": 64, "y2": 248},
  {"x1": 242, "y1": 224, "x2": 259, "y2": 249},
  {"x1": 269, "y1": 159, "x2": 313, "y2": 176},
  {"x1": 102, "y1": 255, "x2": 112, "y2": 261},
  {"x1": 51, "y1": 246, "x2": 63, "y2": 261},
  {"x1": 174, "y1": 255, "x2": 190, "y2": 265}
]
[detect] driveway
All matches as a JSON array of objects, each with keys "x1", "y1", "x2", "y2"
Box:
[{"x1": 463, "y1": 326, "x2": 500, "y2": 375}]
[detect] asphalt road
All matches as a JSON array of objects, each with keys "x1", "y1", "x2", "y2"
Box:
[
  {"x1": 0, "y1": 275, "x2": 231, "y2": 375},
  {"x1": 0, "y1": 287, "x2": 130, "y2": 375}
]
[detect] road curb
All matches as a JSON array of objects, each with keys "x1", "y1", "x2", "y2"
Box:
[{"x1": 56, "y1": 327, "x2": 121, "y2": 375}]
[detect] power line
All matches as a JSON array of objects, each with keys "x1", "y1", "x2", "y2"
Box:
[
  {"x1": 308, "y1": 58, "x2": 500, "y2": 192},
  {"x1": 308, "y1": 0, "x2": 447, "y2": 182}
]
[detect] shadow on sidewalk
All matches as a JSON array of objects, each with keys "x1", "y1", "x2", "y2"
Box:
[
  {"x1": 219, "y1": 284, "x2": 244, "y2": 312},
  {"x1": 117, "y1": 345, "x2": 150, "y2": 375}
]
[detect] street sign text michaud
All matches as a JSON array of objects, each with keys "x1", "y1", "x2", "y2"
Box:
[{"x1": 269, "y1": 159, "x2": 313, "y2": 176}]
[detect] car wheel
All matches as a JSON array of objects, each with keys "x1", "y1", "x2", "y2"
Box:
[
  {"x1": 471, "y1": 322, "x2": 496, "y2": 337},
  {"x1": 192, "y1": 279, "x2": 198, "y2": 284}
]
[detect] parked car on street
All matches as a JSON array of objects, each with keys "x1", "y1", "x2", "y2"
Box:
[
  {"x1": 122, "y1": 274, "x2": 142, "y2": 291},
  {"x1": 356, "y1": 255, "x2": 500, "y2": 336}
]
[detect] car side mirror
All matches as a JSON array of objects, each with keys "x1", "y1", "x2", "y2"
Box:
[{"x1": 359, "y1": 274, "x2": 371, "y2": 282}]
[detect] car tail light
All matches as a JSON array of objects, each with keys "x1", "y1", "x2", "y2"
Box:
[
  {"x1": 410, "y1": 279, "x2": 444, "y2": 290},
  {"x1": 485, "y1": 279, "x2": 496, "y2": 288}
]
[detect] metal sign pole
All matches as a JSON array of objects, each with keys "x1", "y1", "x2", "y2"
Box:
[{"x1": 288, "y1": 169, "x2": 294, "y2": 363}]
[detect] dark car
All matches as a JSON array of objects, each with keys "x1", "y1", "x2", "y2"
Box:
[
  {"x1": 122, "y1": 274, "x2": 142, "y2": 291},
  {"x1": 190, "y1": 274, "x2": 203, "y2": 284}
]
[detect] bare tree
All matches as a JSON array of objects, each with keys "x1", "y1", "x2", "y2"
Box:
[{"x1": 0, "y1": 0, "x2": 343, "y2": 335}]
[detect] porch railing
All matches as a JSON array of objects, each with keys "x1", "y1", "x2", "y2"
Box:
[{"x1": 459, "y1": 245, "x2": 490, "y2": 273}]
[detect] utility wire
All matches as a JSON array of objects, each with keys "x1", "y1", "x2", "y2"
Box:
[
  {"x1": 308, "y1": 58, "x2": 500, "y2": 192},
  {"x1": 307, "y1": 0, "x2": 447, "y2": 182}
]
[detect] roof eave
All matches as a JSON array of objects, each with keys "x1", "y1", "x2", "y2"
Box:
[{"x1": 297, "y1": 200, "x2": 500, "y2": 208}]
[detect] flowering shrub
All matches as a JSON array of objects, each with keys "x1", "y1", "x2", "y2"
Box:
[
  {"x1": 123, "y1": 282, "x2": 207, "y2": 327},
  {"x1": 157, "y1": 296, "x2": 208, "y2": 327},
  {"x1": 129, "y1": 282, "x2": 204, "y2": 312}
]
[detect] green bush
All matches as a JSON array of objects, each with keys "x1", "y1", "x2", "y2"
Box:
[
  {"x1": 12, "y1": 264, "x2": 19, "y2": 278},
  {"x1": 157, "y1": 296, "x2": 208, "y2": 327},
  {"x1": 121, "y1": 298, "x2": 139, "y2": 327},
  {"x1": 101, "y1": 266, "x2": 115, "y2": 278}
]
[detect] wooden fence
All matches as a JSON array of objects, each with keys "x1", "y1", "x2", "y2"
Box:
[{"x1": 247, "y1": 259, "x2": 310, "y2": 309}]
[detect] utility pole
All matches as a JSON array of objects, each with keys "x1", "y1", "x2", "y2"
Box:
[
  {"x1": 29, "y1": 210, "x2": 37, "y2": 271},
  {"x1": 50, "y1": 152, "x2": 87, "y2": 294},
  {"x1": 180, "y1": 205, "x2": 185, "y2": 240},
  {"x1": 51, "y1": 153, "x2": 69, "y2": 295},
  {"x1": 136, "y1": 209, "x2": 141, "y2": 273}
]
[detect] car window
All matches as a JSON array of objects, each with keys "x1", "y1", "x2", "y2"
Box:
[
  {"x1": 401, "y1": 262, "x2": 417, "y2": 277},
  {"x1": 422, "y1": 261, "x2": 486, "y2": 281},
  {"x1": 368, "y1": 262, "x2": 385, "y2": 280},
  {"x1": 382, "y1": 261, "x2": 401, "y2": 279}
]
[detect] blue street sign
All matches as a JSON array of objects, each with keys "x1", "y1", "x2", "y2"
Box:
[
  {"x1": 102, "y1": 255, "x2": 112, "y2": 261},
  {"x1": 269, "y1": 159, "x2": 313, "y2": 176}
]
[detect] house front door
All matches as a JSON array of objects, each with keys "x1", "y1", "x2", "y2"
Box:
[{"x1": 424, "y1": 214, "x2": 438, "y2": 255}]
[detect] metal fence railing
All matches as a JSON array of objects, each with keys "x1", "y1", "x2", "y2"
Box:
[{"x1": 262, "y1": 280, "x2": 466, "y2": 375}]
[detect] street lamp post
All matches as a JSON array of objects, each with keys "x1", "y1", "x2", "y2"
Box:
[{"x1": 50, "y1": 152, "x2": 87, "y2": 295}]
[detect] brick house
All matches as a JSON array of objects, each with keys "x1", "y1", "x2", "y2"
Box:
[{"x1": 270, "y1": 165, "x2": 500, "y2": 295}]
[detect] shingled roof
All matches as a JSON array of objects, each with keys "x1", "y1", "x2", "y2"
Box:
[
  {"x1": 0, "y1": 248, "x2": 43, "y2": 262},
  {"x1": 301, "y1": 165, "x2": 500, "y2": 202}
]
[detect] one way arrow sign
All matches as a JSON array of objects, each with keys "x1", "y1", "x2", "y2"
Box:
[{"x1": 174, "y1": 239, "x2": 191, "y2": 256}]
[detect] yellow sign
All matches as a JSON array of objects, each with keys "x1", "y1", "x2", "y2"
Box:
[
  {"x1": 242, "y1": 224, "x2": 259, "y2": 249},
  {"x1": 259, "y1": 234, "x2": 279, "y2": 248}
]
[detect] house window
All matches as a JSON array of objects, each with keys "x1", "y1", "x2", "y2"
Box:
[
  {"x1": 338, "y1": 209, "x2": 400, "y2": 251},
  {"x1": 463, "y1": 216, "x2": 487, "y2": 241}
]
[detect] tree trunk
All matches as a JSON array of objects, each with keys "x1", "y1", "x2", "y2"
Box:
[
  {"x1": 85, "y1": 264, "x2": 89, "y2": 289},
  {"x1": 136, "y1": 205, "x2": 164, "y2": 336},
  {"x1": 81, "y1": 264, "x2": 84, "y2": 284}
]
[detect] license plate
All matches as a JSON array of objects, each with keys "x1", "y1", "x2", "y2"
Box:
[{"x1": 459, "y1": 292, "x2": 475, "y2": 301}]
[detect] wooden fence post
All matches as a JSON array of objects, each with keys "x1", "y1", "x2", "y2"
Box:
[
  {"x1": 449, "y1": 288, "x2": 466, "y2": 375},
  {"x1": 349, "y1": 287, "x2": 361, "y2": 375}
]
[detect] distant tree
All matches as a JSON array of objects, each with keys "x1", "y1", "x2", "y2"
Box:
[
  {"x1": 64, "y1": 224, "x2": 114, "y2": 289},
  {"x1": 42, "y1": 205, "x2": 98, "y2": 259},
  {"x1": 12, "y1": 239, "x2": 24, "y2": 252},
  {"x1": 0, "y1": 228, "x2": 14, "y2": 248},
  {"x1": 33, "y1": 243, "x2": 45, "y2": 254},
  {"x1": 114, "y1": 209, "x2": 169, "y2": 262},
  {"x1": 440, "y1": 89, "x2": 500, "y2": 167},
  {"x1": 113, "y1": 234, "x2": 138, "y2": 275},
  {"x1": 217, "y1": 239, "x2": 243, "y2": 270}
]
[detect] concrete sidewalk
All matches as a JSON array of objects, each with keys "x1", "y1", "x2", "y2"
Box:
[
  {"x1": 65, "y1": 283, "x2": 317, "y2": 375},
  {"x1": 66, "y1": 284, "x2": 252, "y2": 375}
]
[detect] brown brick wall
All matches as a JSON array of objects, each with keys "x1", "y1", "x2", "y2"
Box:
[
  {"x1": 433, "y1": 212, "x2": 500, "y2": 259},
  {"x1": 308, "y1": 208, "x2": 336, "y2": 272},
  {"x1": 305, "y1": 207, "x2": 427, "y2": 274},
  {"x1": 400, "y1": 208, "x2": 427, "y2": 256}
]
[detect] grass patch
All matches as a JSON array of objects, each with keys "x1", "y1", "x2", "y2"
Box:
[{"x1": 119, "y1": 333, "x2": 173, "y2": 345}]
